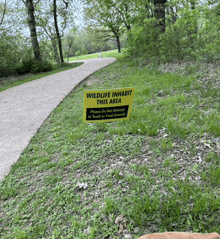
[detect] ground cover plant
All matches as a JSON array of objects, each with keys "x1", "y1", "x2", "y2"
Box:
[
  {"x1": 0, "y1": 62, "x2": 83, "y2": 93},
  {"x1": 0, "y1": 53, "x2": 219, "y2": 239}
]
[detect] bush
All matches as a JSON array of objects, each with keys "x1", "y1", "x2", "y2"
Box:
[
  {"x1": 0, "y1": 62, "x2": 16, "y2": 77},
  {"x1": 31, "y1": 60, "x2": 52, "y2": 74},
  {"x1": 16, "y1": 59, "x2": 34, "y2": 75},
  {"x1": 16, "y1": 59, "x2": 52, "y2": 75},
  {"x1": 127, "y1": 18, "x2": 160, "y2": 58}
]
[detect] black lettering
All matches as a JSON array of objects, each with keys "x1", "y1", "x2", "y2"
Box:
[
  {"x1": 109, "y1": 98, "x2": 122, "y2": 104},
  {"x1": 87, "y1": 92, "x2": 111, "y2": 99},
  {"x1": 86, "y1": 93, "x2": 95, "y2": 98},
  {"x1": 97, "y1": 99, "x2": 108, "y2": 105}
]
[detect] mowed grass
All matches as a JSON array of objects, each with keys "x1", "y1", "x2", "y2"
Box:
[
  {"x1": 68, "y1": 49, "x2": 118, "y2": 61},
  {"x1": 0, "y1": 53, "x2": 219, "y2": 239}
]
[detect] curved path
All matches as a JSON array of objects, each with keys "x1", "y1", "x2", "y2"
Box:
[{"x1": 0, "y1": 57, "x2": 116, "y2": 181}]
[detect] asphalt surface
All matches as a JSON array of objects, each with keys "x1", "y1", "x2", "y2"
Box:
[{"x1": 0, "y1": 57, "x2": 116, "y2": 181}]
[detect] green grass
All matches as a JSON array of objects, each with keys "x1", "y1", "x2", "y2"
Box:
[
  {"x1": 0, "y1": 62, "x2": 83, "y2": 92},
  {"x1": 0, "y1": 52, "x2": 219, "y2": 239},
  {"x1": 68, "y1": 49, "x2": 119, "y2": 61}
]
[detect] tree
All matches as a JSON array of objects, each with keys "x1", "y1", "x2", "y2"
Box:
[
  {"x1": 53, "y1": 0, "x2": 64, "y2": 63},
  {"x1": 53, "y1": 0, "x2": 76, "y2": 63},
  {"x1": 37, "y1": 20, "x2": 61, "y2": 64},
  {"x1": 153, "y1": 0, "x2": 167, "y2": 32},
  {"x1": 0, "y1": 0, "x2": 6, "y2": 26},
  {"x1": 103, "y1": 0, "x2": 134, "y2": 31},
  {"x1": 84, "y1": 0, "x2": 125, "y2": 53},
  {"x1": 22, "y1": 0, "x2": 42, "y2": 61},
  {"x1": 33, "y1": 0, "x2": 75, "y2": 63},
  {"x1": 64, "y1": 31, "x2": 75, "y2": 62}
]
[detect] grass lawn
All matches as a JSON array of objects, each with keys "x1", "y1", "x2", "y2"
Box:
[
  {"x1": 0, "y1": 52, "x2": 219, "y2": 239},
  {"x1": 67, "y1": 49, "x2": 119, "y2": 62}
]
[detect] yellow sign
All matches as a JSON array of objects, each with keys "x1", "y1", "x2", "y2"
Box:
[{"x1": 83, "y1": 87, "x2": 135, "y2": 122}]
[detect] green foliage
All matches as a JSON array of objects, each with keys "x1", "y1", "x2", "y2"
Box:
[
  {"x1": 16, "y1": 59, "x2": 52, "y2": 75},
  {"x1": 128, "y1": 18, "x2": 160, "y2": 58},
  {"x1": 0, "y1": 34, "x2": 29, "y2": 77},
  {"x1": 84, "y1": 0, "x2": 126, "y2": 53},
  {"x1": 102, "y1": 197, "x2": 117, "y2": 215},
  {"x1": 127, "y1": 1, "x2": 220, "y2": 63},
  {"x1": 0, "y1": 32, "x2": 52, "y2": 77},
  {"x1": 62, "y1": 28, "x2": 118, "y2": 59}
]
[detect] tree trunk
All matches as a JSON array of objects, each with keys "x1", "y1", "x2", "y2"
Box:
[
  {"x1": 0, "y1": 0, "x2": 6, "y2": 25},
  {"x1": 67, "y1": 37, "x2": 73, "y2": 63},
  {"x1": 153, "y1": 0, "x2": 167, "y2": 32},
  {"x1": 53, "y1": 0, "x2": 64, "y2": 63},
  {"x1": 51, "y1": 38, "x2": 60, "y2": 64},
  {"x1": 25, "y1": 0, "x2": 42, "y2": 61},
  {"x1": 67, "y1": 44, "x2": 72, "y2": 63},
  {"x1": 116, "y1": 36, "x2": 121, "y2": 53},
  {"x1": 170, "y1": 7, "x2": 177, "y2": 24},
  {"x1": 190, "y1": 0, "x2": 196, "y2": 10}
]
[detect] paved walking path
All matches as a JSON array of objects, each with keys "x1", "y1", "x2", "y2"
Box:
[{"x1": 0, "y1": 58, "x2": 116, "y2": 181}]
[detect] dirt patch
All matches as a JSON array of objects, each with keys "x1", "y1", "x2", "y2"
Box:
[{"x1": 83, "y1": 75, "x2": 104, "y2": 87}]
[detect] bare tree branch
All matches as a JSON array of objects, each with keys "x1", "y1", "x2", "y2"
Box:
[
  {"x1": 111, "y1": 2, "x2": 131, "y2": 30},
  {"x1": 0, "y1": 0, "x2": 7, "y2": 25},
  {"x1": 63, "y1": 0, "x2": 68, "y2": 8}
]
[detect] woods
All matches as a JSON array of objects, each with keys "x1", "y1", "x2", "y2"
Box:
[
  {"x1": 84, "y1": 0, "x2": 220, "y2": 63},
  {"x1": 0, "y1": 0, "x2": 75, "y2": 76},
  {"x1": 1, "y1": 0, "x2": 220, "y2": 77}
]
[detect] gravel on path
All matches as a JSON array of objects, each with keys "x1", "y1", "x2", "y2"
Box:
[{"x1": 0, "y1": 57, "x2": 116, "y2": 181}]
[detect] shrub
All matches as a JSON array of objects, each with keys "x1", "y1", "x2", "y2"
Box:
[
  {"x1": 31, "y1": 60, "x2": 52, "y2": 74},
  {"x1": 0, "y1": 62, "x2": 17, "y2": 77},
  {"x1": 16, "y1": 59, "x2": 34, "y2": 75},
  {"x1": 16, "y1": 59, "x2": 52, "y2": 75}
]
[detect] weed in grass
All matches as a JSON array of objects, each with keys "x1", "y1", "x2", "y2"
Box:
[
  {"x1": 15, "y1": 229, "x2": 28, "y2": 239},
  {"x1": 0, "y1": 185, "x2": 18, "y2": 200},
  {"x1": 163, "y1": 157, "x2": 172, "y2": 167},
  {"x1": 170, "y1": 163, "x2": 180, "y2": 173},
  {"x1": 102, "y1": 197, "x2": 117, "y2": 215},
  {"x1": 161, "y1": 138, "x2": 173, "y2": 151},
  {"x1": 44, "y1": 175, "x2": 62, "y2": 185},
  {"x1": 205, "y1": 151, "x2": 219, "y2": 164},
  {"x1": 142, "y1": 87, "x2": 151, "y2": 96},
  {"x1": 202, "y1": 165, "x2": 220, "y2": 186},
  {"x1": 105, "y1": 179, "x2": 114, "y2": 188},
  {"x1": 111, "y1": 168, "x2": 123, "y2": 180}
]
